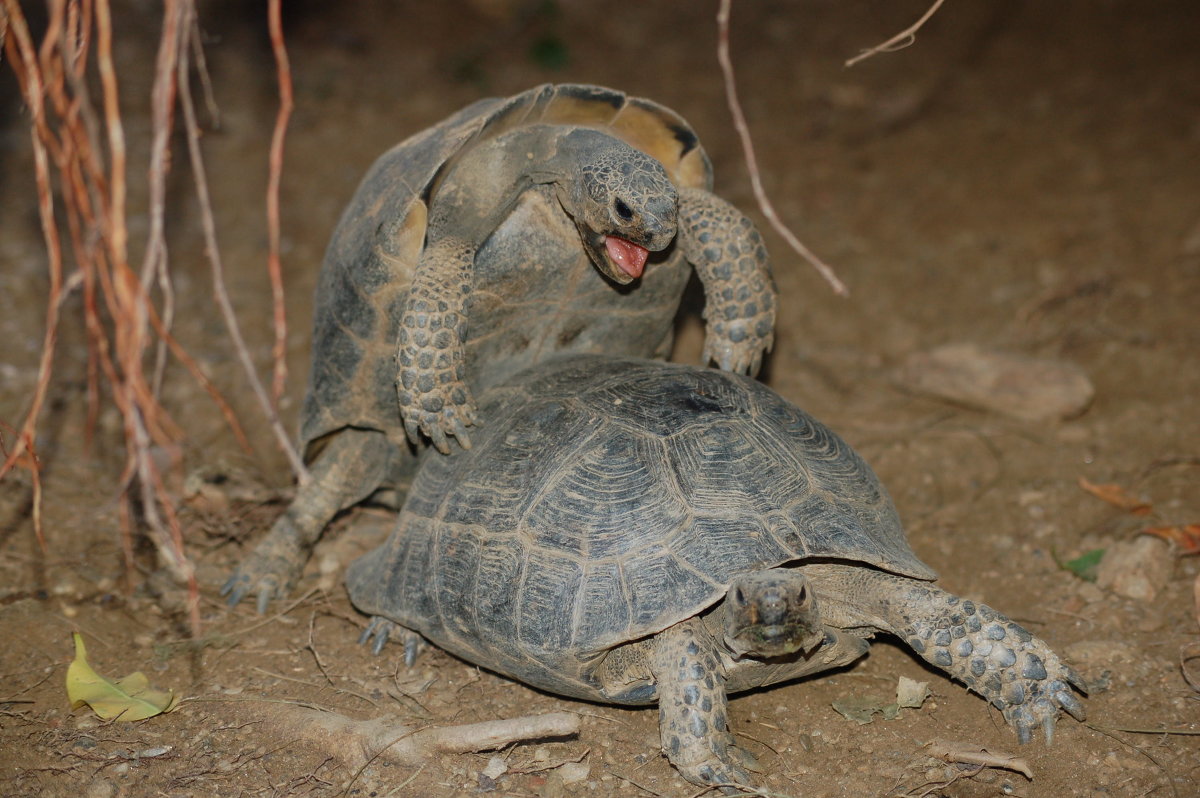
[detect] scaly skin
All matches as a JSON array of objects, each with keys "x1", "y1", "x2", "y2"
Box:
[
  {"x1": 395, "y1": 233, "x2": 477, "y2": 455},
  {"x1": 806, "y1": 563, "x2": 1086, "y2": 744},
  {"x1": 677, "y1": 186, "x2": 776, "y2": 377},
  {"x1": 649, "y1": 618, "x2": 756, "y2": 793}
]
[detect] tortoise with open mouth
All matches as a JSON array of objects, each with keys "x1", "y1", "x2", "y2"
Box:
[
  {"x1": 348, "y1": 354, "x2": 1086, "y2": 792},
  {"x1": 224, "y1": 84, "x2": 776, "y2": 610}
]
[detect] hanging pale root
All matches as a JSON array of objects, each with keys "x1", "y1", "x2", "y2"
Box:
[
  {"x1": 262, "y1": 704, "x2": 580, "y2": 770},
  {"x1": 1, "y1": 0, "x2": 296, "y2": 636},
  {"x1": 265, "y1": 0, "x2": 293, "y2": 406}
]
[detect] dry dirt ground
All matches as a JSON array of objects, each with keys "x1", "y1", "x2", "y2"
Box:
[{"x1": 2, "y1": 1, "x2": 1199, "y2": 796}]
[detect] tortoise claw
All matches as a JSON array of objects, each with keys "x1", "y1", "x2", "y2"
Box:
[
  {"x1": 1065, "y1": 664, "x2": 1089, "y2": 695},
  {"x1": 403, "y1": 633, "x2": 425, "y2": 667},
  {"x1": 428, "y1": 425, "x2": 451, "y2": 455},
  {"x1": 1055, "y1": 684, "x2": 1087, "y2": 721},
  {"x1": 357, "y1": 617, "x2": 426, "y2": 664},
  {"x1": 451, "y1": 417, "x2": 473, "y2": 450},
  {"x1": 359, "y1": 616, "x2": 394, "y2": 656}
]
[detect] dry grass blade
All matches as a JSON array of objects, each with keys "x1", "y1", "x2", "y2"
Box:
[{"x1": 715, "y1": 0, "x2": 847, "y2": 297}]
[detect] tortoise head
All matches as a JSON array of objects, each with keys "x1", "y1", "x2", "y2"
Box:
[
  {"x1": 722, "y1": 569, "x2": 825, "y2": 659},
  {"x1": 551, "y1": 128, "x2": 678, "y2": 285}
]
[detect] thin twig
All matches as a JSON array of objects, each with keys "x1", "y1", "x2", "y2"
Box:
[
  {"x1": 845, "y1": 0, "x2": 948, "y2": 68},
  {"x1": 716, "y1": 0, "x2": 847, "y2": 296},
  {"x1": 177, "y1": 2, "x2": 309, "y2": 483},
  {"x1": 265, "y1": 0, "x2": 292, "y2": 407}
]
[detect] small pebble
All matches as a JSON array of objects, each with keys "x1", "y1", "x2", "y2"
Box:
[
  {"x1": 1095, "y1": 536, "x2": 1173, "y2": 601},
  {"x1": 558, "y1": 761, "x2": 590, "y2": 785},
  {"x1": 482, "y1": 756, "x2": 507, "y2": 780},
  {"x1": 896, "y1": 343, "x2": 1094, "y2": 421}
]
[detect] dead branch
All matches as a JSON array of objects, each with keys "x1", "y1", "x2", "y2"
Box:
[
  {"x1": 923, "y1": 739, "x2": 1033, "y2": 780},
  {"x1": 845, "y1": 0, "x2": 948, "y2": 68},
  {"x1": 261, "y1": 704, "x2": 579, "y2": 770},
  {"x1": 715, "y1": 0, "x2": 847, "y2": 297},
  {"x1": 2, "y1": 0, "x2": 304, "y2": 635}
]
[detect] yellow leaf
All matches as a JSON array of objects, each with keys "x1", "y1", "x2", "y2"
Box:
[{"x1": 66, "y1": 632, "x2": 179, "y2": 721}]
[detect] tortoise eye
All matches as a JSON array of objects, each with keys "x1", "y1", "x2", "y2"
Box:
[{"x1": 613, "y1": 198, "x2": 634, "y2": 221}]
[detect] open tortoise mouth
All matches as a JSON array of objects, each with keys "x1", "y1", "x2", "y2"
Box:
[
  {"x1": 603, "y1": 235, "x2": 650, "y2": 280},
  {"x1": 582, "y1": 231, "x2": 650, "y2": 284}
]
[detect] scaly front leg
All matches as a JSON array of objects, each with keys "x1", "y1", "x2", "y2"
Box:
[
  {"x1": 649, "y1": 618, "x2": 756, "y2": 793},
  {"x1": 677, "y1": 186, "x2": 776, "y2": 377},
  {"x1": 807, "y1": 564, "x2": 1086, "y2": 744},
  {"x1": 396, "y1": 234, "x2": 476, "y2": 454}
]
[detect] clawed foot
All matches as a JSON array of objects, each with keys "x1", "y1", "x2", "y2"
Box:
[
  {"x1": 671, "y1": 733, "x2": 757, "y2": 796},
  {"x1": 703, "y1": 324, "x2": 774, "y2": 377},
  {"x1": 358, "y1": 616, "x2": 426, "y2": 665},
  {"x1": 397, "y1": 376, "x2": 477, "y2": 454},
  {"x1": 221, "y1": 537, "x2": 308, "y2": 613},
  {"x1": 1001, "y1": 657, "x2": 1087, "y2": 745}
]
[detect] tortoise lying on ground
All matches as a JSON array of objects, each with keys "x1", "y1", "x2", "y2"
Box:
[
  {"x1": 224, "y1": 84, "x2": 777, "y2": 610},
  {"x1": 348, "y1": 354, "x2": 1086, "y2": 791}
]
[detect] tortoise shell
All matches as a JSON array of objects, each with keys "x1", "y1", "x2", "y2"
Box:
[
  {"x1": 301, "y1": 84, "x2": 713, "y2": 457},
  {"x1": 347, "y1": 355, "x2": 936, "y2": 701}
]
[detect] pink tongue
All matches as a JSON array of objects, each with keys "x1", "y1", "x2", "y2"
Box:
[{"x1": 604, "y1": 236, "x2": 649, "y2": 279}]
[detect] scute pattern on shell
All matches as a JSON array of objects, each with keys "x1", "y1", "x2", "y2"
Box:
[{"x1": 347, "y1": 355, "x2": 935, "y2": 695}]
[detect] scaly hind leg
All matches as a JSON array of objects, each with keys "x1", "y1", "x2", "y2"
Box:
[{"x1": 222, "y1": 428, "x2": 397, "y2": 612}]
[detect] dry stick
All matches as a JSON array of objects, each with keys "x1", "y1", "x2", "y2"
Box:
[
  {"x1": 177, "y1": 2, "x2": 309, "y2": 484},
  {"x1": 265, "y1": 0, "x2": 293, "y2": 407},
  {"x1": 715, "y1": 0, "x2": 847, "y2": 297},
  {"x1": 845, "y1": 0, "x2": 949, "y2": 68}
]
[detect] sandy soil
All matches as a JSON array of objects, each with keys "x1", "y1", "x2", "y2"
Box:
[{"x1": 2, "y1": 1, "x2": 1198, "y2": 796}]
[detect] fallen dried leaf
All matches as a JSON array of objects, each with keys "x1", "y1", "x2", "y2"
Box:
[
  {"x1": 66, "y1": 632, "x2": 179, "y2": 721},
  {"x1": 924, "y1": 739, "x2": 1033, "y2": 780},
  {"x1": 832, "y1": 695, "x2": 899, "y2": 724},
  {"x1": 896, "y1": 676, "x2": 930, "y2": 709},
  {"x1": 1140, "y1": 524, "x2": 1200, "y2": 555},
  {"x1": 1078, "y1": 476, "x2": 1152, "y2": 515}
]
